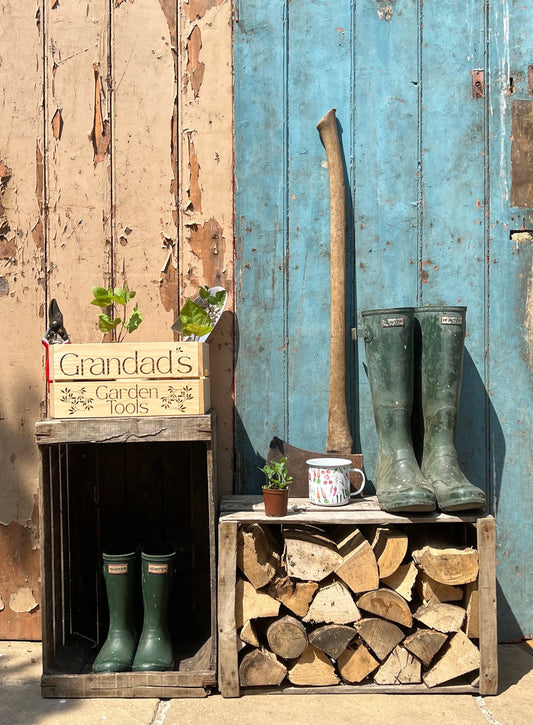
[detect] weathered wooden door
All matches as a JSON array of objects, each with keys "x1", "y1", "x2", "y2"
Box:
[{"x1": 234, "y1": 0, "x2": 533, "y2": 640}]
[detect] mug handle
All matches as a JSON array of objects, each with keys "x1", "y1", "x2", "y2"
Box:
[{"x1": 349, "y1": 468, "x2": 366, "y2": 497}]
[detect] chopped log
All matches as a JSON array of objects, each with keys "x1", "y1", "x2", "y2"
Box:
[
  {"x1": 266, "y1": 615, "x2": 308, "y2": 659},
  {"x1": 423, "y1": 631, "x2": 480, "y2": 688},
  {"x1": 240, "y1": 619, "x2": 260, "y2": 648},
  {"x1": 414, "y1": 602, "x2": 466, "y2": 633},
  {"x1": 403, "y1": 628, "x2": 448, "y2": 667},
  {"x1": 332, "y1": 527, "x2": 379, "y2": 594},
  {"x1": 371, "y1": 526, "x2": 408, "y2": 578},
  {"x1": 417, "y1": 571, "x2": 463, "y2": 605},
  {"x1": 355, "y1": 617, "x2": 405, "y2": 661},
  {"x1": 382, "y1": 562, "x2": 418, "y2": 601},
  {"x1": 464, "y1": 580, "x2": 480, "y2": 638},
  {"x1": 287, "y1": 644, "x2": 340, "y2": 686},
  {"x1": 374, "y1": 645, "x2": 422, "y2": 685},
  {"x1": 303, "y1": 579, "x2": 361, "y2": 625},
  {"x1": 237, "y1": 523, "x2": 281, "y2": 589},
  {"x1": 357, "y1": 589, "x2": 413, "y2": 628},
  {"x1": 268, "y1": 575, "x2": 318, "y2": 618},
  {"x1": 337, "y1": 643, "x2": 379, "y2": 683},
  {"x1": 239, "y1": 647, "x2": 287, "y2": 687},
  {"x1": 308, "y1": 624, "x2": 356, "y2": 660},
  {"x1": 283, "y1": 525, "x2": 342, "y2": 581},
  {"x1": 235, "y1": 578, "x2": 280, "y2": 628},
  {"x1": 412, "y1": 543, "x2": 478, "y2": 585}
]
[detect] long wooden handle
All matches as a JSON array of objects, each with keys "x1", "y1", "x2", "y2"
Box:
[{"x1": 317, "y1": 108, "x2": 352, "y2": 456}]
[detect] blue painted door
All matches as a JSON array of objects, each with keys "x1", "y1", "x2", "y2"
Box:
[{"x1": 234, "y1": 0, "x2": 532, "y2": 641}]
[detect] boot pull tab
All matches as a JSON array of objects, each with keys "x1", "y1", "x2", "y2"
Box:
[{"x1": 351, "y1": 326, "x2": 373, "y2": 343}]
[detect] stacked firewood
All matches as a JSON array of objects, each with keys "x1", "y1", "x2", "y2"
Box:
[{"x1": 235, "y1": 523, "x2": 481, "y2": 688}]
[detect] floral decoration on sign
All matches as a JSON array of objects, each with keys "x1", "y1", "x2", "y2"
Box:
[
  {"x1": 160, "y1": 384, "x2": 194, "y2": 412},
  {"x1": 60, "y1": 387, "x2": 94, "y2": 415}
]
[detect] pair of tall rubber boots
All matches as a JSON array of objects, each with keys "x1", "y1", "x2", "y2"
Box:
[
  {"x1": 362, "y1": 306, "x2": 486, "y2": 513},
  {"x1": 93, "y1": 542, "x2": 176, "y2": 673}
]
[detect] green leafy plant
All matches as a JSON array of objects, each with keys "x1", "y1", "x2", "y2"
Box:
[
  {"x1": 174, "y1": 286, "x2": 227, "y2": 341},
  {"x1": 258, "y1": 456, "x2": 293, "y2": 490},
  {"x1": 91, "y1": 285, "x2": 143, "y2": 342}
]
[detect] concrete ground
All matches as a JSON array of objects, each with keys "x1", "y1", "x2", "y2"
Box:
[{"x1": 0, "y1": 641, "x2": 531, "y2": 725}]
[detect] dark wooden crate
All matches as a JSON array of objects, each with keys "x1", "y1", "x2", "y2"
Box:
[
  {"x1": 35, "y1": 413, "x2": 218, "y2": 698},
  {"x1": 218, "y1": 496, "x2": 497, "y2": 698}
]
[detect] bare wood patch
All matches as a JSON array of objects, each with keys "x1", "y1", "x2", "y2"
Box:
[{"x1": 90, "y1": 64, "x2": 110, "y2": 165}]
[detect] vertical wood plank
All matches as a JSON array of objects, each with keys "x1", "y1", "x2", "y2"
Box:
[
  {"x1": 234, "y1": 0, "x2": 288, "y2": 490},
  {"x1": 39, "y1": 447, "x2": 54, "y2": 670},
  {"x1": 488, "y1": 0, "x2": 533, "y2": 641},
  {"x1": 0, "y1": 0, "x2": 44, "y2": 639},
  {"x1": 477, "y1": 516, "x2": 498, "y2": 695},
  {"x1": 179, "y1": 0, "x2": 234, "y2": 495},
  {"x1": 420, "y1": 0, "x2": 488, "y2": 495},
  {"x1": 112, "y1": 0, "x2": 178, "y2": 338},
  {"x1": 286, "y1": 0, "x2": 354, "y2": 454},
  {"x1": 45, "y1": 0, "x2": 112, "y2": 340},
  {"x1": 217, "y1": 520, "x2": 239, "y2": 697},
  {"x1": 354, "y1": 0, "x2": 421, "y2": 480}
]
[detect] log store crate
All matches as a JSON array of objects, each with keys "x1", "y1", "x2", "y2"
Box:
[
  {"x1": 218, "y1": 495, "x2": 497, "y2": 697},
  {"x1": 35, "y1": 413, "x2": 218, "y2": 698}
]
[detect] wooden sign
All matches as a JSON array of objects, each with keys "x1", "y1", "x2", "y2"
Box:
[
  {"x1": 47, "y1": 342, "x2": 210, "y2": 418},
  {"x1": 49, "y1": 378, "x2": 210, "y2": 418},
  {"x1": 49, "y1": 342, "x2": 209, "y2": 382}
]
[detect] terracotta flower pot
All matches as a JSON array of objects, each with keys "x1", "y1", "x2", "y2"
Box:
[{"x1": 262, "y1": 486, "x2": 289, "y2": 517}]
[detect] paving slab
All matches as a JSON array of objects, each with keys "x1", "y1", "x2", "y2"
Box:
[
  {"x1": 0, "y1": 641, "x2": 531, "y2": 725},
  {"x1": 481, "y1": 643, "x2": 533, "y2": 725},
  {"x1": 162, "y1": 692, "x2": 488, "y2": 725},
  {"x1": 0, "y1": 641, "x2": 158, "y2": 725}
]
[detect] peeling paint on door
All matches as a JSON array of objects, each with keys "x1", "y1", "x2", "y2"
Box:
[
  {"x1": 90, "y1": 64, "x2": 111, "y2": 165},
  {"x1": 186, "y1": 25, "x2": 205, "y2": 98}
]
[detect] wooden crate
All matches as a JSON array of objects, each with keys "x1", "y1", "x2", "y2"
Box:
[
  {"x1": 46, "y1": 342, "x2": 210, "y2": 418},
  {"x1": 218, "y1": 496, "x2": 497, "y2": 698},
  {"x1": 35, "y1": 413, "x2": 218, "y2": 698}
]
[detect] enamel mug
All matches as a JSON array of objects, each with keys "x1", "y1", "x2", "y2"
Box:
[{"x1": 307, "y1": 457, "x2": 366, "y2": 507}]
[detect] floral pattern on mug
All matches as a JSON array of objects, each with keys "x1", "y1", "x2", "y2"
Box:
[{"x1": 306, "y1": 458, "x2": 365, "y2": 507}]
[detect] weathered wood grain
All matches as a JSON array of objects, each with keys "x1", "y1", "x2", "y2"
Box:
[
  {"x1": 45, "y1": 0, "x2": 112, "y2": 341},
  {"x1": 0, "y1": 0, "x2": 44, "y2": 639}
]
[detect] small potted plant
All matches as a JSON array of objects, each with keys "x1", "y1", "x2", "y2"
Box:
[{"x1": 258, "y1": 456, "x2": 293, "y2": 517}]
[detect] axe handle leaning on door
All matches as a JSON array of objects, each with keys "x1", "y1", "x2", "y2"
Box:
[{"x1": 317, "y1": 108, "x2": 353, "y2": 456}]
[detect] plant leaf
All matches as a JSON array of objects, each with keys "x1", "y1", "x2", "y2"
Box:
[
  {"x1": 112, "y1": 286, "x2": 136, "y2": 306},
  {"x1": 180, "y1": 300, "x2": 212, "y2": 339},
  {"x1": 98, "y1": 313, "x2": 121, "y2": 334},
  {"x1": 213, "y1": 289, "x2": 227, "y2": 307},
  {"x1": 91, "y1": 286, "x2": 113, "y2": 307},
  {"x1": 125, "y1": 304, "x2": 143, "y2": 334}
]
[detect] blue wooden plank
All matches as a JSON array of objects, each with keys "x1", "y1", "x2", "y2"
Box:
[
  {"x1": 286, "y1": 0, "x2": 355, "y2": 453},
  {"x1": 420, "y1": 2, "x2": 489, "y2": 497},
  {"x1": 234, "y1": 0, "x2": 288, "y2": 490},
  {"x1": 487, "y1": 0, "x2": 533, "y2": 641},
  {"x1": 354, "y1": 0, "x2": 421, "y2": 486}
]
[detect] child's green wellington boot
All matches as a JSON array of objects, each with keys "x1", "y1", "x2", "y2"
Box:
[
  {"x1": 93, "y1": 543, "x2": 140, "y2": 673},
  {"x1": 132, "y1": 542, "x2": 176, "y2": 671}
]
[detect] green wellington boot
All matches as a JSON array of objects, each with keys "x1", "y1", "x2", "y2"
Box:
[
  {"x1": 93, "y1": 543, "x2": 140, "y2": 673},
  {"x1": 132, "y1": 542, "x2": 176, "y2": 672},
  {"x1": 362, "y1": 308, "x2": 436, "y2": 513},
  {"x1": 414, "y1": 306, "x2": 486, "y2": 512}
]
